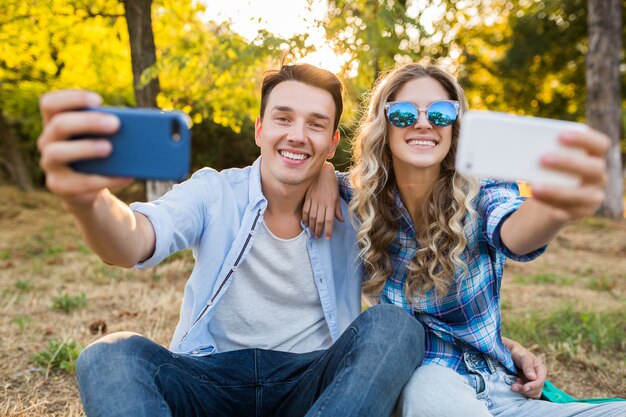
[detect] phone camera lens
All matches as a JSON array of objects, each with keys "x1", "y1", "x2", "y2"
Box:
[{"x1": 171, "y1": 120, "x2": 182, "y2": 142}]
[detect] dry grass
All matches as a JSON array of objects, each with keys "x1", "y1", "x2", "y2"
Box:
[{"x1": 0, "y1": 185, "x2": 624, "y2": 415}]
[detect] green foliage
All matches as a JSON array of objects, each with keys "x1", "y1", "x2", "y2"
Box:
[
  {"x1": 0, "y1": 0, "x2": 133, "y2": 184},
  {"x1": 2, "y1": 0, "x2": 624, "y2": 187},
  {"x1": 52, "y1": 292, "x2": 87, "y2": 313},
  {"x1": 32, "y1": 337, "x2": 82, "y2": 376},
  {"x1": 503, "y1": 305, "x2": 626, "y2": 356}
]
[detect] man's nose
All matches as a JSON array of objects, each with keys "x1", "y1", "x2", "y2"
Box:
[{"x1": 288, "y1": 120, "x2": 306, "y2": 141}]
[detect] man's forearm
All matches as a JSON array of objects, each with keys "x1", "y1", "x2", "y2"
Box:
[{"x1": 66, "y1": 189, "x2": 155, "y2": 268}]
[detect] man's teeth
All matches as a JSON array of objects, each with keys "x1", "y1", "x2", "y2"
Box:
[
  {"x1": 407, "y1": 139, "x2": 436, "y2": 146},
  {"x1": 281, "y1": 150, "x2": 309, "y2": 160}
]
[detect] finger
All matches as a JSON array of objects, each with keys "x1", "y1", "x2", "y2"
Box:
[
  {"x1": 540, "y1": 153, "x2": 606, "y2": 184},
  {"x1": 302, "y1": 198, "x2": 311, "y2": 227},
  {"x1": 559, "y1": 129, "x2": 611, "y2": 158},
  {"x1": 314, "y1": 206, "x2": 326, "y2": 239},
  {"x1": 522, "y1": 381, "x2": 543, "y2": 399},
  {"x1": 38, "y1": 111, "x2": 120, "y2": 150},
  {"x1": 308, "y1": 204, "x2": 318, "y2": 235},
  {"x1": 531, "y1": 185, "x2": 605, "y2": 209},
  {"x1": 40, "y1": 90, "x2": 102, "y2": 124},
  {"x1": 334, "y1": 199, "x2": 344, "y2": 222},
  {"x1": 46, "y1": 170, "x2": 132, "y2": 197},
  {"x1": 40, "y1": 139, "x2": 112, "y2": 171},
  {"x1": 324, "y1": 206, "x2": 335, "y2": 240},
  {"x1": 534, "y1": 360, "x2": 548, "y2": 384},
  {"x1": 522, "y1": 362, "x2": 537, "y2": 381}
]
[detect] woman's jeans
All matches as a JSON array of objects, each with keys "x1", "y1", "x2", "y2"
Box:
[
  {"x1": 397, "y1": 352, "x2": 626, "y2": 417},
  {"x1": 76, "y1": 304, "x2": 425, "y2": 417}
]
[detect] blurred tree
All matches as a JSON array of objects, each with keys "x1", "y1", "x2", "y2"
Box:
[
  {"x1": 121, "y1": 0, "x2": 174, "y2": 200},
  {"x1": 587, "y1": 0, "x2": 623, "y2": 218},
  {"x1": 0, "y1": 111, "x2": 32, "y2": 191},
  {"x1": 322, "y1": 0, "x2": 424, "y2": 103}
]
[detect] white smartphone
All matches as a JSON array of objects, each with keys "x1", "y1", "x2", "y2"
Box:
[{"x1": 456, "y1": 111, "x2": 588, "y2": 187}]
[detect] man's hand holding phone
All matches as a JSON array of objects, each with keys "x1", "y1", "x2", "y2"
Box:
[
  {"x1": 38, "y1": 90, "x2": 132, "y2": 208},
  {"x1": 38, "y1": 89, "x2": 191, "y2": 210},
  {"x1": 37, "y1": 89, "x2": 169, "y2": 267}
]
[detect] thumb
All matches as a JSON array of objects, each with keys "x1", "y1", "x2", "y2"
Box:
[{"x1": 524, "y1": 359, "x2": 538, "y2": 380}]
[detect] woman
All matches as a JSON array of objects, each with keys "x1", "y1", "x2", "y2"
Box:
[{"x1": 305, "y1": 64, "x2": 624, "y2": 416}]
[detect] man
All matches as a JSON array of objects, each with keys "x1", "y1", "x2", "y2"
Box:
[{"x1": 37, "y1": 64, "x2": 425, "y2": 417}]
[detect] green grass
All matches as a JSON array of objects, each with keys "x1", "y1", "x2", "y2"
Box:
[
  {"x1": 162, "y1": 249, "x2": 193, "y2": 264},
  {"x1": 514, "y1": 273, "x2": 574, "y2": 286},
  {"x1": 32, "y1": 337, "x2": 82, "y2": 377},
  {"x1": 586, "y1": 276, "x2": 618, "y2": 293},
  {"x1": 43, "y1": 245, "x2": 65, "y2": 257},
  {"x1": 13, "y1": 315, "x2": 32, "y2": 331},
  {"x1": 503, "y1": 304, "x2": 626, "y2": 356},
  {"x1": 15, "y1": 279, "x2": 33, "y2": 291},
  {"x1": 51, "y1": 292, "x2": 87, "y2": 313}
]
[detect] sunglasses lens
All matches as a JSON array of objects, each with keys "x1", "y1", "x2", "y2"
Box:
[
  {"x1": 427, "y1": 101, "x2": 458, "y2": 127},
  {"x1": 387, "y1": 102, "x2": 418, "y2": 128}
]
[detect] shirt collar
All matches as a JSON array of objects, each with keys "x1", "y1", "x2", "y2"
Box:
[
  {"x1": 392, "y1": 185, "x2": 416, "y2": 236},
  {"x1": 249, "y1": 157, "x2": 267, "y2": 210}
]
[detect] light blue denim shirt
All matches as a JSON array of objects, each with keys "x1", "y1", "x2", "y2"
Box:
[{"x1": 130, "y1": 158, "x2": 362, "y2": 356}]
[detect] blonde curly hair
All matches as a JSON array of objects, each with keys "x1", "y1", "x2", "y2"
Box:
[{"x1": 349, "y1": 63, "x2": 479, "y2": 303}]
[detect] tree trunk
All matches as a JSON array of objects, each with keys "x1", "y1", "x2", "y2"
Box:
[
  {"x1": 0, "y1": 111, "x2": 33, "y2": 191},
  {"x1": 586, "y1": 0, "x2": 623, "y2": 218},
  {"x1": 122, "y1": 0, "x2": 174, "y2": 200}
]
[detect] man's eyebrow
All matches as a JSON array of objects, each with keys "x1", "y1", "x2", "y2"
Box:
[
  {"x1": 271, "y1": 106, "x2": 331, "y2": 121},
  {"x1": 271, "y1": 105, "x2": 294, "y2": 113},
  {"x1": 310, "y1": 112, "x2": 331, "y2": 121}
]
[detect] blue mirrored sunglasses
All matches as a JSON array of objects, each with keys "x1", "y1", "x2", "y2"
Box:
[{"x1": 384, "y1": 100, "x2": 460, "y2": 128}]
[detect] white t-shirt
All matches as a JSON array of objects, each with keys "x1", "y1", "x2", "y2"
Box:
[{"x1": 208, "y1": 221, "x2": 332, "y2": 353}]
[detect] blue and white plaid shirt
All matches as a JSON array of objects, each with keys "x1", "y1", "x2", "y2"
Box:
[{"x1": 338, "y1": 173, "x2": 545, "y2": 374}]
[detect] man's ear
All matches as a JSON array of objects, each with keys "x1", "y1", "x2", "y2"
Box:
[
  {"x1": 255, "y1": 116, "x2": 262, "y2": 147},
  {"x1": 326, "y1": 130, "x2": 340, "y2": 159}
]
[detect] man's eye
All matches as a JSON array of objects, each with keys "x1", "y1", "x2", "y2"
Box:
[{"x1": 276, "y1": 117, "x2": 290, "y2": 123}]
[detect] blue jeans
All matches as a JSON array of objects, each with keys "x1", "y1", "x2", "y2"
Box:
[
  {"x1": 397, "y1": 352, "x2": 626, "y2": 417},
  {"x1": 76, "y1": 304, "x2": 425, "y2": 417}
]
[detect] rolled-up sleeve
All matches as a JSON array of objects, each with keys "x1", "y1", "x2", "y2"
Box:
[
  {"x1": 478, "y1": 180, "x2": 546, "y2": 262},
  {"x1": 131, "y1": 169, "x2": 218, "y2": 269}
]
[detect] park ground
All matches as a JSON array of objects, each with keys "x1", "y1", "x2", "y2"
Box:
[{"x1": 0, "y1": 185, "x2": 624, "y2": 416}]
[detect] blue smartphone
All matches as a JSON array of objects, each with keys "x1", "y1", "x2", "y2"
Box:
[{"x1": 70, "y1": 107, "x2": 191, "y2": 181}]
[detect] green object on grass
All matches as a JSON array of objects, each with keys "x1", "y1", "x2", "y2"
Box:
[{"x1": 542, "y1": 380, "x2": 625, "y2": 404}]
